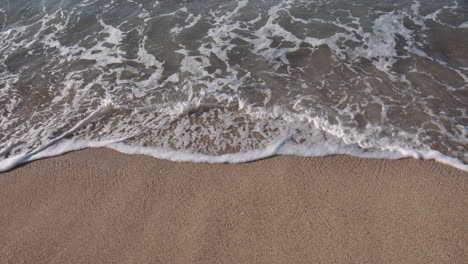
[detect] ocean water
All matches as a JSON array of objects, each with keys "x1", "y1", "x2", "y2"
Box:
[{"x1": 0, "y1": 0, "x2": 467, "y2": 171}]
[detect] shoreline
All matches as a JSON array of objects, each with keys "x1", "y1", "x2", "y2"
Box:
[
  {"x1": 2, "y1": 141, "x2": 467, "y2": 174},
  {"x1": 1, "y1": 148, "x2": 467, "y2": 263}
]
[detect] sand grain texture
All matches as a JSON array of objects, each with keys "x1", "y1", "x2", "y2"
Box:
[{"x1": 0, "y1": 148, "x2": 467, "y2": 263}]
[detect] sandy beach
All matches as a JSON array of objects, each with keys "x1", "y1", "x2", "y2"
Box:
[{"x1": 0, "y1": 148, "x2": 467, "y2": 263}]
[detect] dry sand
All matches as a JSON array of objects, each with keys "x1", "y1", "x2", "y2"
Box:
[{"x1": 0, "y1": 148, "x2": 467, "y2": 263}]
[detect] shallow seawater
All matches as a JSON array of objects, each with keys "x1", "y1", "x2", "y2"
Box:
[{"x1": 0, "y1": 0, "x2": 467, "y2": 171}]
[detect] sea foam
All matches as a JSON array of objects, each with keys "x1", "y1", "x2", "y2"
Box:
[{"x1": 0, "y1": 0, "x2": 467, "y2": 172}]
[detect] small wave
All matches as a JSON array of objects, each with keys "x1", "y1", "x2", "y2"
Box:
[{"x1": 0, "y1": 0, "x2": 467, "y2": 172}]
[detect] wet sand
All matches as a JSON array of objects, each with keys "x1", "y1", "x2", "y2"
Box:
[{"x1": 0, "y1": 148, "x2": 467, "y2": 263}]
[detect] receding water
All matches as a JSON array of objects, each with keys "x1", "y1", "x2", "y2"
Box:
[{"x1": 0, "y1": 0, "x2": 467, "y2": 171}]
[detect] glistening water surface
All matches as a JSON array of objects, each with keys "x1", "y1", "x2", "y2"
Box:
[{"x1": 0, "y1": 0, "x2": 467, "y2": 171}]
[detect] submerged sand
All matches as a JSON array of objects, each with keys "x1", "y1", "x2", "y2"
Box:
[{"x1": 0, "y1": 148, "x2": 467, "y2": 263}]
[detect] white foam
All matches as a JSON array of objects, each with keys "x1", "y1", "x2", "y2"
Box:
[
  {"x1": 353, "y1": 12, "x2": 410, "y2": 72},
  {"x1": 0, "y1": 139, "x2": 120, "y2": 172},
  {"x1": 1, "y1": 0, "x2": 467, "y2": 174},
  {"x1": 1, "y1": 134, "x2": 467, "y2": 173},
  {"x1": 459, "y1": 22, "x2": 468, "y2": 29}
]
